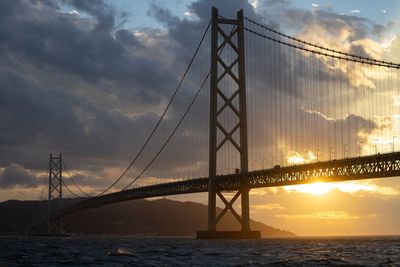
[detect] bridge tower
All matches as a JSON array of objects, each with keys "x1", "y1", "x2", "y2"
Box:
[
  {"x1": 197, "y1": 7, "x2": 260, "y2": 239},
  {"x1": 47, "y1": 153, "x2": 64, "y2": 235}
]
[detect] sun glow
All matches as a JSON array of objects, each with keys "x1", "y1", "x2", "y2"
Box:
[
  {"x1": 287, "y1": 183, "x2": 334, "y2": 195},
  {"x1": 284, "y1": 181, "x2": 398, "y2": 196}
]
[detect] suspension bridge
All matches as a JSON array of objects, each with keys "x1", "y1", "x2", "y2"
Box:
[{"x1": 38, "y1": 8, "x2": 400, "y2": 238}]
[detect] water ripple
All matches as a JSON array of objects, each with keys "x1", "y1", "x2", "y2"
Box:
[{"x1": 0, "y1": 236, "x2": 399, "y2": 266}]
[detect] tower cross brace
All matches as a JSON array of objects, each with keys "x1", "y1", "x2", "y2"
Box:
[{"x1": 197, "y1": 7, "x2": 260, "y2": 239}]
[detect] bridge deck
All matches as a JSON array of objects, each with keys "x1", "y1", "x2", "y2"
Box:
[{"x1": 61, "y1": 152, "x2": 400, "y2": 216}]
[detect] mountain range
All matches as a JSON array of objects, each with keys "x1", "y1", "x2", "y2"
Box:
[{"x1": 0, "y1": 198, "x2": 294, "y2": 237}]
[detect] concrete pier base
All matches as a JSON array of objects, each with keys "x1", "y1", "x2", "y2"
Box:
[{"x1": 196, "y1": 230, "x2": 261, "y2": 239}]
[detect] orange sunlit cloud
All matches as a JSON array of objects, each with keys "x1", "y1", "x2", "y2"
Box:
[
  {"x1": 250, "y1": 203, "x2": 286, "y2": 211},
  {"x1": 275, "y1": 210, "x2": 375, "y2": 220},
  {"x1": 286, "y1": 151, "x2": 316, "y2": 165}
]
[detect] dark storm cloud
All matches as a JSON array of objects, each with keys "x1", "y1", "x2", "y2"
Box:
[
  {"x1": 115, "y1": 29, "x2": 142, "y2": 47},
  {"x1": 0, "y1": 66, "x2": 150, "y2": 173},
  {"x1": 61, "y1": 0, "x2": 117, "y2": 31},
  {"x1": 0, "y1": 164, "x2": 42, "y2": 188},
  {"x1": 0, "y1": 68, "x2": 80, "y2": 146},
  {"x1": 0, "y1": 0, "x2": 173, "y2": 101},
  {"x1": 0, "y1": 0, "x2": 181, "y2": 173},
  {"x1": 0, "y1": 64, "x2": 165, "y2": 169}
]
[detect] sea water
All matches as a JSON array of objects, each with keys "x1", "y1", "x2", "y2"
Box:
[{"x1": 0, "y1": 236, "x2": 399, "y2": 266}]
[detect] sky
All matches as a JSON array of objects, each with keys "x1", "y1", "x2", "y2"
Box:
[{"x1": 0, "y1": 0, "x2": 399, "y2": 236}]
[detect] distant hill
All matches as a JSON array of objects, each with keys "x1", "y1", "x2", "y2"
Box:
[{"x1": 0, "y1": 198, "x2": 295, "y2": 237}]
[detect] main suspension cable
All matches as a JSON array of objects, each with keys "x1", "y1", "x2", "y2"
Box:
[
  {"x1": 62, "y1": 160, "x2": 92, "y2": 198},
  {"x1": 62, "y1": 180, "x2": 81, "y2": 198},
  {"x1": 244, "y1": 27, "x2": 399, "y2": 69},
  {"x1": 39, "y1": 165, "x2": 49, "y2": 200},
  {"x1": 95, "y1": 20, "x2": 211, "y2": 196},
  {"x1": 121, "y1": 72, "x2": 210, "y2": 191},
  {"x1": 120, "y1": 24, "x2": 237, "y2": 190},
  {"x1": 244, "y1": 16, "x2": 400, "y2": 68}
]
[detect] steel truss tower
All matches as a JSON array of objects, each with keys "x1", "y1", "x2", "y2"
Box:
[
  {"x1": 47, "y1": 153, "x2": 64, "y2": 235},
  {"x1": 197, "y1": 7, "x2": 260, "y2": 239}
]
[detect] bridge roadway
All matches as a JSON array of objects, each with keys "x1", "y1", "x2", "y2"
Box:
[{"x1": 60, "y1": 151, "x2": 400, "y2": 217}]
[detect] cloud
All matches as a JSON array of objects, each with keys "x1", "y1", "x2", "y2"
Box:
[
  {"x1": 276, "y1": 210, "x2": 367, "y2": 220},
  {"x1": 61, "y1": 0, "x2": 117, "y2": 31},
  {"x1": 381, "y1": 35, "x2": 397, "y2": 48},
  {"x1": 249, "y1": 0, "x2": 259, "y2": 9},
  {"x1": 68, "y1": 9, "x2": 79, "y2": 15},
  {"x1": 0, "y1": 164, "x2": 42, "y2": 188},
  {"x1": 250, "y1": 188, "x2": 278, "y2": 195},
  {"x1": 251, "y1": 203, "x2": 286, "y2": 210},
  {"x1": 351, "y1": 9, "x2": 361, "y2": 14}
]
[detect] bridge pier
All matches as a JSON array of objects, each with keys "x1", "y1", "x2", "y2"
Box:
[
  {"x1": 197, "y1": 7, "x2": 260, "y2": 239},
  {"x1": 197, "y1": 188, "x2": 260, "y2": 239},
  {"x1": 241, "y1": 188, "x2": 250, "y2": 232}
]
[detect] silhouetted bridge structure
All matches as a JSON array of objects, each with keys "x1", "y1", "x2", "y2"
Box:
[
  {"x1": 39, "y1": 7, "x2": 400, "y2": 238},
  {"x1": 63, "y1": 152, "x2": 400, "y2": 216}
]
